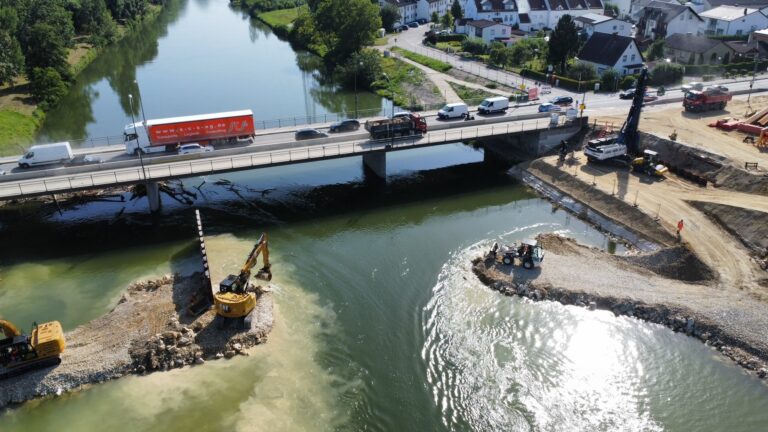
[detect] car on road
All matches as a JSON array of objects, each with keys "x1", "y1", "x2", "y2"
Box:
[
  {"x1": 619, "y1": 88, "x2": 636, "y2": 99},
  {"x1": 438, "y1": 102, "x2": 469, "y2": 119},
  {"x1": 681, "y1": 82, "x2": 704, "y2": 93},
  {"x1": 407, "y1": 22, "x2": 419, "y2": 28},
  {"x1": 391, "y1": 111, "x2": 412, "y2": 119},
  {"x1": 540, "y1": 85, "x2": 552, "y2": 94},
  {"x1": 643, "y1": 93, "x2": 659, "y2": 103},
  {"x1": 178, "y1": 143, "x2": 214, "y2": 155},
  {"x1": 550, "y1": 95, "x2": 574, "y2": 106},
  {"x1": 295, "y1": 128, "x2": 328, "y2": 140},
  {"x1": 538, "y1": 102, "x2": 562, "y2": 113},
  {"x1": 416, "y1": 18, "x2": 428, "y2": 25},
  {"x1": 395, "y1": 24, "x2": 408, "y2": 32},
  {"x1": 329, "y1": 119, "x2": 361, "y2": 133},
  {"x1": 710, "y1": 84, "x2": 729, "y2": 92}
]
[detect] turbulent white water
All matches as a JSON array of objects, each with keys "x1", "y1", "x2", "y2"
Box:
[{"x1": 422, "y1": 241, "x2": 768, "y2": 432}]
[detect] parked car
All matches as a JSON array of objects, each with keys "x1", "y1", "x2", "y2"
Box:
[
  {"x1": 178, "y1": 143, "x2": 214, "y2": 155},
  {"x1": 407, "y1": 22, "x2": 419, "y2": 28},
  {"x1": 329, "y1": 119, "x2": 360, "y2": 133},
  {"x1": 681, "y1": 82, "x2": 704, "y2": 93},
  {"x1": 416, "y1": 18, "x2": 428, "y2": 25},
  {"x1": 619, "y1": 88, "x2": 636, "y2": 99},
  {"x1": 538, "y1": 102, "x2": 562, "y2": 113},
  {"x1": 18, "y1": 142, "x2": 74, "y2": 168},
  {"x1": 295, "y1": 128, "x2": 328, "y2": 140},
  {"x1": 477, "y1": 96, "x2": 510, "y2": 114},
  {"x1": 396, "y1": 24, "x2": 409, "y2": 32},
  {"x1": 643, "y1": 93, "x2": 659, "y2": 103},
  {"x1": 540, "y1": 85, "x2": 552, "y2": 94},
  {"x1": 711, "y1": 85, "x2": 729, "y2": 92},
  {"x1": 550, "y1": 95, "x2": 574, "y2": 106},
  {"x1": 438, "y1": 30, "x2": 450, "y2": 36},
  {"x1": 437, "y1": 102, "x2": 469, "y2": 119}
]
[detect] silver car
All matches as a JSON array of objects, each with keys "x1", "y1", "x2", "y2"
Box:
[{"x1": 178, "y1": 143, "x2": 214, "y2": 155}]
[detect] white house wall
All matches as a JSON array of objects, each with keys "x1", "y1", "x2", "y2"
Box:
[
  {"x1": 703, "y1": 12, "x2": 768, "y2": 36},
  {"x1": 593, "y1": 19, "x2": 632, "y2": 37},
  {"x1": 666, "y1": 10, "x2": 704, "y2": 36}
]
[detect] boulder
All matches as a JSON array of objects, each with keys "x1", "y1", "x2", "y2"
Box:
[
  {"x1": 224, "y1": 350, "x2": 236, "y2": 359},
  {"x1": 178, "y1": 337, "x2": 192, "y2": 347}
]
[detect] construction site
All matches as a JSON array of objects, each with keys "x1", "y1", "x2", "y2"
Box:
[{"x1": 474, "y1": 73, "x2": 768, "y2": 381}]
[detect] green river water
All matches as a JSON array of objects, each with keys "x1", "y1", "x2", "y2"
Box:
[{"x1": 2, "y1": 0, "x2": 768, "y2": 430}]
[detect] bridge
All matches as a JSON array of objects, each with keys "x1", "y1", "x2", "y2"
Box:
[{"x1": 0, "y1": 112, "x2": 585, "y2": 211}]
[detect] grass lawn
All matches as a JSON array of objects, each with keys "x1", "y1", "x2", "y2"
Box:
[
  {"x1": 374, "y1": 37, "x2": 389, "y2": 46},
  {"x1": 0, "y1": 110, "x2": 41, "y2": 155},
  {"x1": 448, "y1": 82, "x2": 498, "y2": 105},
  {"x1": 376, "y1": 57, "x2": 426, "y2": 108},
  {"x1": 258, "y1": 6, "x2": 307, "y2": 27},
  {"x1": 392, "y1": 47, "x2": 452, "y2": 72}
]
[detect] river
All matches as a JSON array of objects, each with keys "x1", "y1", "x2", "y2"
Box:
[{"x1": 3, "y1": 0, "x2": 768, "y2": 430}]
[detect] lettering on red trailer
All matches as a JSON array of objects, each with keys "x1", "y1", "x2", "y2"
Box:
[{"x1": 148, "y1": 115, "x2": 255, "y2": 145}]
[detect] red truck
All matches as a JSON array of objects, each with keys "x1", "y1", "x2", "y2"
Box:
[
  {"x1": 683, "y1": 88, "x2": 732, "y2": 112},
  {"x1": 364, "y1": 113, "x2": 427, "y2": 140},
  {"x1": 124, "y1": 110, "x2": 255, "y2": 154}
]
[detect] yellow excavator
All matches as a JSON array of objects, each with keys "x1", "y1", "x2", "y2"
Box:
[
  {"x1": 1, "y1": 319, "x2": 65, "y2": 379},
  {"x1": 214, "y1": 233, "x2": 272, "y2": 322}
]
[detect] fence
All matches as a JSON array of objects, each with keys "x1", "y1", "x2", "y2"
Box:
[{"x1": 0, "y1": 117, "x2": 568, "y2": 199}]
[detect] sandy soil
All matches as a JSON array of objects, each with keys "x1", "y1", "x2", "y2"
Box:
[{"x1": 596, "y1": 95, "x2": 768, "y2": 169}]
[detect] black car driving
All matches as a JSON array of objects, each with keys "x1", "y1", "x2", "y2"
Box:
[
  {"x1": 295, "y1": 128, "x2": 328, "y2": 140},
  {"x1": 329, "y1": 119, "x2": 360, "y2": 133}
]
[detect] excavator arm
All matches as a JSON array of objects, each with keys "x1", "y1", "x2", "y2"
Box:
[
  {"x1": 221, "y1": 233, "x2": 272, "y2": 294},
  {"x1": 0, "y1": 319, "x2": 21, "y2": 339}
]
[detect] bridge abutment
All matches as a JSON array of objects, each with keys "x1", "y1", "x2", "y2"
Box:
[
  {"x1": 362, "y1": 151, "x2": 387, "y2": 181},
  {"x1": 145, "y1": 181, "x2": 162, "y2": 213},
  {"x1": 481, "y1": 117, "x2": 588, "y2": 164}
]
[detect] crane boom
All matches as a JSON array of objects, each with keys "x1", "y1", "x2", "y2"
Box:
[{"x1": 616, "y1": 67, "x2": 648, "y2": 156}]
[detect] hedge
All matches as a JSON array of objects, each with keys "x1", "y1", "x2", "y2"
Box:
[
  {"x1": 436, "y1": 34, "x2": 466, "y2": 43},
  {"x1": 681, "y1": 59, "x2": 768, "y2": 76},
  {"x1": 520, "y1": 69, "x2": 598, "y2": 92}
]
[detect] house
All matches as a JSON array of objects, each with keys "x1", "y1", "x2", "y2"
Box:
[
  {"x1": 700, "y1": 0, "x2": 768, "y2": 16},
  {"x1": 465, "y1": 19, "x2": 514, "y2": 43},
  {"x1": 546, "y1": 0, "x2": 605, "y2": 29},
  {"x1": 463, "y1": 0, "x2": 520, "y2": 26},
  {"x1": 520, "y1": 0, "x2": 549, "y2": 30},
  {"x1": 417, "y1": 0, "x2": 452, "y2": 22},
  {"x1": 636, "y1": 1, "x2": 704, "y2": 41},
  {"x1": 725, "y1": 39, "x2": 768, "y2": 60},
  {"x1": 576, "y1": 32, "x2": 644, "y2": 75},
  {"x1": 573, "y1": 12, "x2": 632, "y2": 37},
  {"x1": 665, "y1": 33, "x2": 735, "y2": 64},
  {"x1": 699, "y1": 5, "x2": 768, "y2": 37},
  {"x1": 380, "y1": 0, "x2": 419, "y2": 25}
]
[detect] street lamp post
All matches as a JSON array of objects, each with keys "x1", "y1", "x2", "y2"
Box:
[
  {"x1": 354, "y1": 61, "x2": 363, "y2": 119},
  {"x1": 382, "y1": 73, "x2": 395, "y2": 146},
  {"x1": 134, "y1": 79, "x2": 148, "y2": 125},
  {"x1": 128, "y1": 94, "x2": 147, "y2": 181},
  {"x1": 747, "y1": 55, "x2": 759, "y2": 111}
]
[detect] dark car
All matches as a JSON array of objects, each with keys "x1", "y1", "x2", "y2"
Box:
[
  {"x1": 329, "y1": 119, "x2": 360, "y2": 133},
  {"x1": 619, "y1": 88, "x2": 636, "y2": 99},
  {"x1": 416, "y1": 18, "x2": 428, "y2": 25},
  {"x1": 550, "y1": 96, "x2": 574, "y2": 106},
  {"x1": 396, "y1": 24, "x2": 409, "y2": 32},
  {"x1": 407, "y1": 22, "x2": 419, "y2": 28},
  {"x1": 295, "y1": 128, "x2": 328, "y2": 140}
]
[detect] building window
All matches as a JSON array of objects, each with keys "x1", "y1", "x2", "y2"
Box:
[
  {"x1": 736, "y1": 29, "x2": 743, "y2": 36},
  {"x1": 622, "y1": 54, "x2": 627, "y2": 62},
  {"x1": 631, "y1": 54, "x2": 636, "y2": 61}
]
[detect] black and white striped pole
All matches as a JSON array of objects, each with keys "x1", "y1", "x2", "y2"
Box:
[{"x1": 195, "y1": 209, "x2": 213, "y2": 303}]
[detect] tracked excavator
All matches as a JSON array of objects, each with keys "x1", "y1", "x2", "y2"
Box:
[
  {"x1": 214, "y1": 233, "x2": 272, "y2": 323},
  {"x1": 584, "y1": 68, "x2": 668, "y2": 177},
  {"x1": 1, "y1": 319, "x2": 65, "y2": 379}
]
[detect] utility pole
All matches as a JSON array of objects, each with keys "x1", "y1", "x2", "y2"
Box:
[{"x1": 128, "y1": 94, "x2": 147, "y2": 181}]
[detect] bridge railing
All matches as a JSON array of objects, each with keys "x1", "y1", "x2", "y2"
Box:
[{"x1": 0, "y1": 117, "x2": 571, "y2": 199}]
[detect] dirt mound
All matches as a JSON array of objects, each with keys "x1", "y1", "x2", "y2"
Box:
[
  {"x1": 690, "y1": 201, "x2": 768, "y2": 260},
  {"x1": 618, "y1": 245, "x2": 716, "y2": 283},
  {"x1": 536, "y1": 233, "x2": 582, "y2": 255}
]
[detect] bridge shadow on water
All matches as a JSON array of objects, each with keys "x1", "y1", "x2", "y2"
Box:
[{"x1": 0, "y1": 160, "x2": 530, "y2": 263}]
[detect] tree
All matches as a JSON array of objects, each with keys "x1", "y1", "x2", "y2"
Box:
[
  {"x1": 17, "y1": 0, "x2": 75, "y2": 50},
  {"x1": 461, "y1": 38, "x2": 485, "y2": 55},
  {"x1": 74, "y1": 0, "x2": 118, "y2": 45},
  {"x1": 25, "y1": 23, "x2": 71, "y2": 80},
  {"x1": 313, "y1": 0, "x2": 381, "y2": 63},
  {"x1": 335, "y1": 49, "x2": 383, "y2": 90},
  {"x1": 29, "y1": 67, "x2": 68, "y2": 109},
  {"x1": 380, "y1": 3, "x2": 399, "y2": 32},
  {"x1": 431, "y1": 11, "x2": 439, "y2": 24},
  {"x1": 547, "y1": 15, "x2": 579, "y2": 73},
  {"x1": 106, "y1": 0, "x2": 147, "y2": 21},
  {"x1": 600, "y1": 68, "x2": 620, "y2": 92},
  {"x1": 0, "y1": 31, "x2": 24, "y2": 87},
  {"x1": 604, "y1": 2, "x2": 619, "y2": 17},
  {"x1": 451, "y1": 0, "x2": 463, "y2": 21},
  {"x1": 566, "y1": 62, "x2": 596, "y2": 81},
  {"x1": 650, "y1": 63, "x2": 683, "y2": 85},
  {"x1": 645, "y1": 39, "x2": 665, "y2": 61},
  {"x1": 440, "y1": 11, "x2": 454, "y2": 30},
  {"x1": 489, "y1": 42, "x2": 512, "y2": 67}
]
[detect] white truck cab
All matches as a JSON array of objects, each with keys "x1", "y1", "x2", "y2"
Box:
[
  {"x1": 124, "y1": 122, "x2": 164, "y2": 155},
  {"x1": 437, "y1": 102, "x2": 469, "y2": 119},
  {"x1": 478, "y1": 96, "x2": 509, "y2": 115}
]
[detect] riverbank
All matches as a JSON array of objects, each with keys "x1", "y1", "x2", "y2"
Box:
[
  {"x1": 0, "y1": 4, "x2": 164, "y2": 155},
  {"x1": 0, "y1": 272, "x2": 274, "y2": 408},
  {"x1": 471, "y1": 234, "x2": 768, "y2": 381}
]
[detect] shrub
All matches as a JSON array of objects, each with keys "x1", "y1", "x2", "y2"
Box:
[
  {"x1": 600, "y1": 69, "x2": 620, "y2": 92},
  {"x1": 436, "y1": 34, "x2": 466, "y2": 43},
  {"x1": 565, "y1": 63, "x2": 596, "y2": 81},
  {"x1": 650, "y1": 63, "x2": 683, "y2": 85},
  {"x1": 29, "y1": 67, "x2": 68, "y2": 110},
  {"x1": 702, "y1": 74, "x2": 714, "y2": 82},
  {"x1": 619, "y1": 75, "x2": 635, "y2": 90},
  {"x1": 461, "y1": 38, "x2": 486, "y2": 55}
]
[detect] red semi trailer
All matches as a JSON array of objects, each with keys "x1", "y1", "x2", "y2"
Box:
[{"x1": 124, "y1": 110, "x2": 255, "y2": 154}]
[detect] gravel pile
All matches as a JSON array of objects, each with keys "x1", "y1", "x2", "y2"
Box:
[{"x1": 0, "y1": 274, "x2": 274, "y2": 408}]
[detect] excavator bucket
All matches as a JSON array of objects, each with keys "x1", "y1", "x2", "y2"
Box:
[{"x1": 255, "y1": 267, "x2": 272, "y2": 281}]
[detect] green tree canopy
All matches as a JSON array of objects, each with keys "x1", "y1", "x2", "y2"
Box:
[
  {"x1": 600, "y1": 68, "x2": 620, "y2": 92},
  {"x1": 25, "y1": 23, "x2": 71, "y2": 80},
  {"x1": 29, "y1": 66, "x2": 68, "y2": 109},
  {"x1": 0, "y1": 31, "x2": 25, "y2": 86},
  {"x1": 566, "y1": 62, "x2": 596, "y2": 81},
  {"x1": 440, "y1": 11, "x2": 454, "y2": 29},
  {"x1": 310, "y1": 0, "x2": 381, "y2": 63},
  {"x1": 645, "y1": 39, "x2": 665, "y2": 61},
  {"x1": 451, "y1": 0, "x2": 463, "y2": 21},
  {"x1": 547, "y1": 15, "x2": 579, "y2": 73},
  {"x1": 74, "y1": 0, "x2": 118, "y2": 45},
  {"x1": 431, "y1": 11, "x2": 438, "y2": 24},
  {"x1": 380, "y1": 3, "x2": 400, "y2": 32}
]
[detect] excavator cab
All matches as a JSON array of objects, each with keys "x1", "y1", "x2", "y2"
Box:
[
  {"x1": 214, "y1": 233, "x2": 272, "y2": 320},
  {"x1": 1, "y1": 320, "x2": 65, "y2": 379}
]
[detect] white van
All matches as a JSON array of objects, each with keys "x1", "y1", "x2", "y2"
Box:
[
  {"x1": 477, "y1": 96, "x2": 509, "y2": 115},
  {"x1": 437, "y1": 102, "x2": 469, "y2": 119},
  {"x1": 18, "y1": 142, "x2": 74, "y2": 168}
]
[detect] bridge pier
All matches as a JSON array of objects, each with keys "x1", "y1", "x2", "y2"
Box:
[
  {"x1": 481, "y1": 117, "x2": 588, "y2": 163},
  {"x1": 362, "y1": 151, "x2": 387, "y2": 181},
  {"x1": 145, "y1": 181, "x2": 162, "y2": 213}
]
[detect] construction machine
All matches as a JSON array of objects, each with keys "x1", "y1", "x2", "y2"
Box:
[
  {"x1": 632, "y1": 149, "x2": 669, "y2": 176},
  {"x1": 1, "y1": 319, "x2": 65, "y2": 379},
  {"x1": 584, "y1": 68, "x2": 668, "y2": 177},
  {"x1": 214, "y1": 233, "x2": 272, "y2": 321}
]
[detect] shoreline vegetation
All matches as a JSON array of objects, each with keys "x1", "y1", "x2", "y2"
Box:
[{"x1": 0, "y1": 2, "x2": 164, "y2": 155}]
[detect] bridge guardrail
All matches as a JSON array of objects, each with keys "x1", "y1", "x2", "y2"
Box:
[{"x1": 0, "y1": 117, "x2": 572, "y2": 199}]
